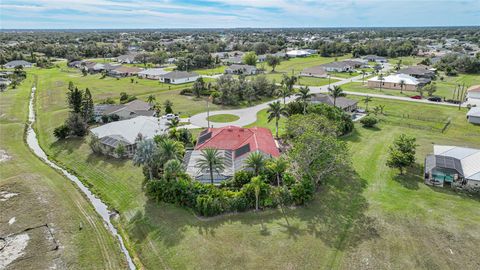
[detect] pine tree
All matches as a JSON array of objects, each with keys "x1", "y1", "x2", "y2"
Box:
[
  {"x1": 67, "y1": 87, "x2": 83, "y2": 113},
  {"x1": 82, "y1": 88, "x2": 94, "y2": 122}
]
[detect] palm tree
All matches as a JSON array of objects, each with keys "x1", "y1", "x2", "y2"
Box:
[
  {"x1": 133, "y1": 139, "x2": 158, "y2": 180},
  {"x1": 362, "y1": 96, "x2": 373, "y2": 112},
  {"x1": 196, "y1": 148, "x2": 225, "y2": 185},
  {"x1": 399, "y1": 80, "x2": 406, "y2": 94},
  {"x1": 378, "y1": 74, "x2": 384, "y2": 91},
  {"x1": 295, "y1": 86, "x2": 312, "y2": 114},
  {"x1": 281, "y1": 74, "x2": 297, "y2": 92},
  {"x1": 267, "y1": 157, "x2": 288, "y2": 186},
  {"x1": 251, "y1": 176, "x2": 263, "y2": 211},
  {"x1": 276, "y1": 85, "x2": 292, "y2": 105},
  {"x1": 361, "y1": 70, "x2": 366, "y2": 84},
  {"x1": 267, "y1": 101, "x2": 288, "y2": 138},
  {"x1": 245, "y1": 152, "x2": 266, "y2": 176},
  {"x1": 328, "y1": 85, "x2": 344, "y2": 107},
  {"x1": 146, "y1": 94, "x2": 156, "y2": 106},
  {"x1": 163, "y1": 159, "x2": 184, "y2": 181},
  {"x1": 158, "y1": 138, "x2": 184, "y2": 165},
  {"x1": 395, "y1": 60, "x2": 402, "y2": 71}
]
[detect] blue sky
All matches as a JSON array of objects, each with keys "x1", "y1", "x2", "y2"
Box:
[{"x1": 1, "y1": 0, "x2": 479, "y2": 29}]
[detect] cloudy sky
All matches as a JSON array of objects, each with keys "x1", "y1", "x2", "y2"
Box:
[{"x1": 1, "y1": 0, "x2": 479, "y2": 29}]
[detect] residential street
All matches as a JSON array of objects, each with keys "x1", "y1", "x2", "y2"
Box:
[{"x1": 189, "y1": 65, "x2": 464, "y2": 128}]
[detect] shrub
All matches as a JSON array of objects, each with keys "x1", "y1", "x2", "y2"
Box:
[
  {"x1": 53, "y1": 124, "x2": 70, "y2": 139},
  {"x1": 290, "y1": 177, "x2": 315, "y2": 205},
  {"x1": 360, "y1": 115, "x2": 378, "y2": 128}
]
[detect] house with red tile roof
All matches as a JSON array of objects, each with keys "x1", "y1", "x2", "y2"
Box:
[{"x1": 184, "y1": 126, "x2": 280, "y2": 184}]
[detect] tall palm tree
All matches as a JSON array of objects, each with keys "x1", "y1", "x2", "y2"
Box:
[
  {"x1": 276, "y1": 85, "x2": 292, "y2": 105},
  {"x1": 281, "y1": 74, "x2": 297, "y2": 92},
  {"x1": 163, "y1": 159, "x2": 184, "y2": 181},
  {"x1": 328, "y1": 85, "x2": 344, "y2": 107},
  {"x1": 146, "y1": 94, "x2": 156, "y2": 106},
  {"x1": 362, "y1": 96, "x2": 373, "y2": 112},
  {"x1": 158, "y1": 138, "x2": 184, "y2": 165},
  {"x1": 267, "y1": 101, "x2": 288, "y2": 138},
  {"x1": 245, "y1": 152, "x2": 266, "y2": 176},
  {"x1": 361, "y1": 70, "x2": 366, "y2": 84},
  {"x1": 267, "y1": 157, "x2": 288, "y2": 186},
  {"x1": 399, "y1": 80, "x2": 406, "y2": 94},
  {"x1": 133, "y1": 139, "x2": 158, "y2": 180},
  {"x1": 378, "y1": 73, "x2": 384, "y2": 91},
  {"x1": 295, "y1": 86, "x2": 312, "y2": 114},
  {"x1": 251, "y1": 176, "x2": 263, "y2": 211},
  {"x1": 196, "y1": 148, "x2": 225, "y2": 185}
]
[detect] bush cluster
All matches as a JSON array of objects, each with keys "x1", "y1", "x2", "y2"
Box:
[{"x1": 146, "y1": 170, "x2": 315, "y2": 217}]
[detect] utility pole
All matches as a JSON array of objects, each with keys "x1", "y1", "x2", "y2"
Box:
[{"x1": 207, "y1": 95, "x2": 211, "y2": 128}]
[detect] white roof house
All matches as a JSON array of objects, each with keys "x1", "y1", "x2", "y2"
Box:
[
  {"x1": 91, "y1": 116, "x2": 167, "y2": 147},
  {"x1": 433, "y1": 145, "x2": 480, "y2": 182},
  {"x1": 466, "y1": 107, "x2": 480, "y2": 124},
  {"x1": 138, "y1": 68, "x2": 169, "y2": 79},
  {"x1": 368, "y1": 73, "x2": 420, "y2": 85},
  {"x1": 286, "y1": 49, "x2": 311, "y2": 58}
]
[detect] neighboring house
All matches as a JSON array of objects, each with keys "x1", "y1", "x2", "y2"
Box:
[
  {"x1": 319, "y1": 61, "x2": 358, "y2": 72},
  {"x1": 300, "y1": 65, "x2": 327, "y2": 78},
  {"x1": 286, "y1": 49, "x2": 311, "y2": 58},
  {"x1": 89, "y1": 62, "x2": 121, "y2": 73},
  {"x1": 94, "y1": 100, "x2": 153, "y2": 122},
  {"x1": 367, "y1": 74, "x2": 421, "y2": 91},
  {"x1": 138, "y1": 68, "x2": 169, "y2": 80},
  {"x1": 159, "y1": 71, "x2": 199, "y2": 84},
  {"x1": 397, "y1": 66, "x2": 436, "y2": 79},
  {"x1": 222, "y1": 56, "x2": 243, "y2": 65},
  {"x1": 109, "y1": 66, "x2": 143, "y2": 77},
  {"x1": 116, "y1": 53, "x2": 139, "y2": 64},
  {"x1": 166, "y1": 58, "x2": 176, "y2": 64},
  {"x1": 362, "y1": 55, "x2": 387, "y2": 63},
  {"x1": 224, "y1": 64, "x2": 258, "y2": 75},
  {"x1": 466, "y1": 85, "x2": 480, "y2": 101},
  {"x1": 466, "y1": 107, "x2": 480, "y2": 124},
  {"x1": 310, "y1": 93, "x2": 358, "y2": 112},
  {"x1": 4, "y1": 60, "x2": 33, "y2": 68},
  {"x1": 257, "y1": 55, "x2": 267, "y2": 62},
  {"x1": 90, "y1": 116, "x2": 167, "y2": 158},
  {"x1": 183, "y1": 126, "x2": 280, "y2": 184},
  {"x1": 424, "y1": 145, "x2": 480, "y2": 188}
]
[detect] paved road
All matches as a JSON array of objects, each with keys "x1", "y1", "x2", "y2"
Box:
[{"x1": 190, "y1": 74, "x2": 366, "y2": 128}]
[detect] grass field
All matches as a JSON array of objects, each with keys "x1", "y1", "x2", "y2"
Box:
[
  {"x1": 193, "y1": 65, "x2": 226, "y2": 75},
  {"x1": 388, "y1": 56, "x2": 426, "y2": 66},
  {"x1": 30, "y1": 64, "x2": 480, "y2": 269},
  {"x1": 0, "y1": 75, "x2": 126, "y2": 269},
  {"x1": 207, "y1": 114, "x2": 240, "y2": 123}
]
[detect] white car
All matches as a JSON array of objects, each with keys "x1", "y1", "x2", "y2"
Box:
[{"x1": 164, "y1": 113, "x2": 179, "y2": 120}]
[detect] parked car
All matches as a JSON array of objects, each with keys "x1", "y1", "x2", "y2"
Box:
[
  {"x1": 428, "y1": 96, "x2": 442, "y2": 102},
  {"x1": 410, "y1": 95, "x2": 422, "y2": 99},
  {"x1": 164, "y1": 113, "x2": 179, "y2": 120}
]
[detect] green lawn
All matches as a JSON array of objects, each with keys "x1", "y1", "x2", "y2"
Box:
[
  {"x1": 264, "y1": 72, "x2": 338, "y2": 86},
  {"x1": 31, "y1": 64, "x2": 480, "y2": 269},
  {"x1": 193, "y1": 65, "x2": 226, "y2": 75},
  {"x1": 207, "y1": 114, "x2": 240, "y2": 123},
  {"x1": 388, "y1": 56, "x2": 426, "y2": 66},
  {"x1": 0, "y1": 75, "x2": 126, "y2": 269}
]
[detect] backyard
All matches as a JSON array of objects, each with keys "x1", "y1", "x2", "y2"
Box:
[{"x1": 28, "y1": 62, "x2": 480, "y2": 269}]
